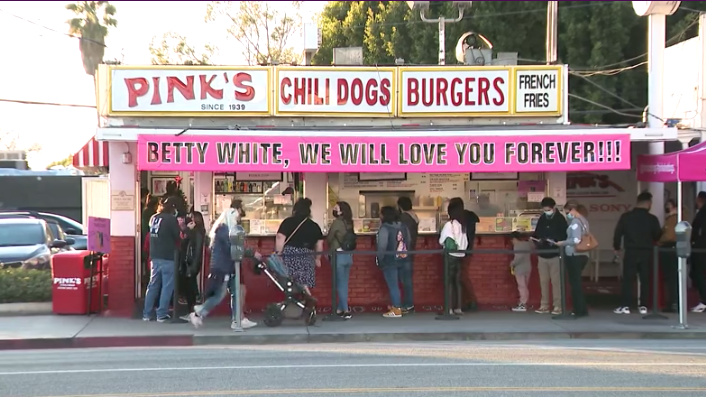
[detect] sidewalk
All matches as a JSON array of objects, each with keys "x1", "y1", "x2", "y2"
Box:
[{"x1": 2, "y1": 310, "x2": 706, "y2": 350}]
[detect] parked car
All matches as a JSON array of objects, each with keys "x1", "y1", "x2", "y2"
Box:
[
  {"x1": 0, "y1": 211, "x2": 87, "y2": 250},
  {"x1": 0, "y1": 218, "x2": 74, "y2": 270}
]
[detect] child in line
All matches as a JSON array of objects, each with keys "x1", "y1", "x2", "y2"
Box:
[{"x1": 510, "y1": 231, "x2": 533, "y2": 312}]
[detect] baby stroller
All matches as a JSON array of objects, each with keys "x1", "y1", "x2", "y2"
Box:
[{"x1": 254, "y1": 257, "x2": 317, "y2": 327}]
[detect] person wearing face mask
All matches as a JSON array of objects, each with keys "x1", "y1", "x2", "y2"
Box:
[
  {"x1": 658, "y1": 199, "x2": 679, "y2": 312},
  {"x1": 553, "y1": 202, "x2": 590, "y2": 317},
  {"x1": 531, "y1": 197, "x2": 568, "y2": 315},
  {"x1": 327, "y1": 201, "x2": 356, "y2": 319},
  {"x1": 612, "y1": 192, "x2": 662, "y2": 315},
  {"x1": 142, "y1": 198, "x2": 182, "y2": 322},
  {"x1": 690, "y1": 191, "x2": 706, "y2": 313}
]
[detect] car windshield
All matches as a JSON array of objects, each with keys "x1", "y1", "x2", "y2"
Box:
[
  {"x1": 47, "y1": 223, "x2": 65, "y2": 240},
  {"x1": 0, "y1": 224, "x2": 44, "y2": 246}
]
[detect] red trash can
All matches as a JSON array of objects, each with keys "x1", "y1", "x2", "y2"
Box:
[{"x1": 51, "y1": 251, "x2": 104, "y2": 315}]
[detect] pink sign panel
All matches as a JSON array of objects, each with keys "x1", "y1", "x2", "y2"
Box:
[
  {"x1": 87, "y1": 216, "x2": 111, "y2": 253},
  {"x1": 137, "y1": 133, "x2": 631, "y2": 173},
  {"x1": 637, "y1": 141, "x2": 706, "y2": 182}
]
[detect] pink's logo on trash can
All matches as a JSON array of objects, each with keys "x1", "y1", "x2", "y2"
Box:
[{"x1": 53, "y1": 278, "x2": 81, "y2": 290}]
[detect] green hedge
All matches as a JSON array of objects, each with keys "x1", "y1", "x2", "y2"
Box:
[{"x1": 0, "y1": 269, "x2": 52, "y2": 303}]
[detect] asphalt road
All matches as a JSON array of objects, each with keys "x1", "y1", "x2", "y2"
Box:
[{"x1": 2, "y1": 340, "x2": 706, "y2": 397}]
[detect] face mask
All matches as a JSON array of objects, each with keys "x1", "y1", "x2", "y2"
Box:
[
  {"x1": 566, "y1": 213, "x2": 575, "y2": 220},
  {"x1": 544, "y1": 210, "x2": 554, "y2": 217},
  {"x1": 332, "y1": 210, "x2": 340, "y2": 218}
]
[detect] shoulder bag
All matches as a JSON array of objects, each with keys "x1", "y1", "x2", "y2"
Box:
[
  {"x1": 267, "y1": 218, "x2": 307, "y2": 273},
  {"x1": 575, "y1": 218, "x2": 598, "y2": 252}
]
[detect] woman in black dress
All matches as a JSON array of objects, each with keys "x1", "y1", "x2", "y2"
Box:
[{"x1": 276, "y1": 198, "x2": 324, "y2": 293}]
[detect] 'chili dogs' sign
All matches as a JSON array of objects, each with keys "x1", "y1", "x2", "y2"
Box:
[
  {"x1": 137, "y1": 133, "x2": 629, "y2": 173},
  {"x1": 103, "y1": 65, "x2": 563, "y2": 118}
]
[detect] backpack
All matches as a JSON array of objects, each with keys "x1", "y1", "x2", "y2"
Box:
[
  {"x1": 339, "y1": 226, "x2": 357, "y2": 251},
  {"x1": 229, "y1": 224, "x2": 247, "y2": 261},
  {"x1": 392, "y1": 228, "x2": 409, "y2": 260}
]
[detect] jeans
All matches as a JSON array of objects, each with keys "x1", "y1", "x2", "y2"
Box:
[
  {"x1": 143, "y1": 258, "x2": 175, "y2": 319},
  {"x1": 446, "y1": 255, "x2": 463, "y2": 310},
  {"x1": 382, "y1": 262, "x2": 405, "y2": 308},
  {"x1": 566, "y1": 255, "x2": 589, "y2": 315},
  {"x1": 621, "y1": 250, "x2": 652, "y2": 307},
  {"x1": 334, "y1": 252, "x2": 353, "y2": 312},
  {"x1": 660, "y1": 244, "x2": 678, "y2": 307},
  {"x1": 198, "y1": 276, "x2": 238, "y2": 320},
  {"x1": 399, "y1": 261, "x2": 414, "y2": 308}
]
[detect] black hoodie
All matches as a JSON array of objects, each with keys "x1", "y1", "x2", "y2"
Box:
[{"x1": 532, "y1": 210, "x2": 568, "y2": 258}]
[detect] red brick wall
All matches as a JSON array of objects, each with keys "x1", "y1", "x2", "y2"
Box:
[{"x1": 105, "y1": 236, "x2": 135, "y2": 317}]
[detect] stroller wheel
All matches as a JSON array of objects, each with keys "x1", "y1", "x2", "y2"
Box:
[
  {"x1": 305, "y1": 308, "x2": 317, "y2": 326},
  {"x1": 264, "y1": 303, "x2": 284, "y2": 327}
]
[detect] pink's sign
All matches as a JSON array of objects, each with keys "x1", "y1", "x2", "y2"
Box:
[{"x1": 137, "y1": 133, "x2": 631, "y2": 173}]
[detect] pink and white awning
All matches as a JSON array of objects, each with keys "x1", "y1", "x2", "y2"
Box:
[{"x1": 72, "y1": 136, "x2": 109, "y2": 167}]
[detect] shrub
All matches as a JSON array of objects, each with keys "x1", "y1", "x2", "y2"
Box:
[{"x1": 0, "y1": 269, "x2": 52, "y2": 303}]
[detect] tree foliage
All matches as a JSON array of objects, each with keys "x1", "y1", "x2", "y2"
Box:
[
  {"x1": 205, "y1": 1, "x2": 303, "y2": 65},
  {"x1": 46, "y1": 155, "x2": 74, "y2": 169},
  {"x1": 0, "y1": 129, "x2": 42, "y2": 153},
  {"x1": 314, "y1": 1, "x2": 706, "y2": 124},
  {"x1": 65, "y1": 1, "x2": 118, "y2": 76},
  {"x1": 149, "y1": 31, "x2": 217, "y2": 65}
]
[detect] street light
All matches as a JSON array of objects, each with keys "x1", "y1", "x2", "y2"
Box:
[{"x1": 407, "y1": 1, "x2": 473, "y2": 65}]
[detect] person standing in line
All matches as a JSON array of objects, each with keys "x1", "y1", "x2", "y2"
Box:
[
  {"x1": 179, "y1": 211, "x2": 206, "y2": 320},
  {"x1": 510, "y1": 231, "x2": 533, "y2": 312},
  {"x1": 397, "y1": 196, "x2": 419, "y2": 314},
  {"x1": 327, "y1": 201, "x2": 356, "y2": 319},
  {"x1": 143, "y1": 198, "x2": 182, "y2": 322},
  {"x1": 554, "y1": 203, "x2": 591, "y2": 317},
  {"x1": 189, "y1": 207, "x2": 261, "y2": 329},
  {"x1": 376, "y1": 206, "x2": 412, "y2": 318},
  {"x1": 690, "y1": 191, "x2": 706, "y2": 313},
  {"x1": 531, "y1": 197, "x2": 568, "y2": 315},
  {"x1": 439, "y1": 200, "x2": 469, "y2": 315},
  {"x1": 612, "y1": 192, "x2": 662, "y2": 315},
  {"x1": 659, "y1": 199, "x2": 679, "y2": 312},
  {"x1": 449, "y1": 197, "x2": 480, "y2": 312}
]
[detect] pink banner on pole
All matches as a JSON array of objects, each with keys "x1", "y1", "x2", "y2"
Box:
[
  {"x1": 637, "y1": 141, "x2": 706, "y2": 182},
  {"x1": 137, "y1": 133, "x2": 631, "y2": 173}
]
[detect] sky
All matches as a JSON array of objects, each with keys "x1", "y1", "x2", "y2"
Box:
[{"x1": 0, "y1": 1, "x2": 324, "y2": 169}]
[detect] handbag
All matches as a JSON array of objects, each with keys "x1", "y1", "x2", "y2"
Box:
[
  {"x1": 267, "y1": 218, "x2": 307, "y2": 271},
  {"x1": 575, "y1": 218, "x2": 598, "y2": 252}
]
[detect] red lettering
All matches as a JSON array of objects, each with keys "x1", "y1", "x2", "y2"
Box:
[
  {"x1": 280, "y1": 77, "x2": 292, "y2": 105},
  {"x1": 450, "y1": 78, "x2": 463, "y2": 107},
  {"x1": 293, "y1": 77, "x2": 305, "y2": 105},
  {"x1": 421, "y1": 78, "x2": 433, "y2": 107},
  {"x1": 492, "y1": 77, "x2": 505, "y2": 106},
  {"x1": 478, "y1": 77, "x2": 490, "y2": 105},
  {"x1": 407, "y1": 78, "x2": 419, "y2": 106},
  {"x1": 337, "y1": 78, "x2": 349, "y2": 105},
  {"x1": 436, "y1": 78, "x2": 448, "y2": 106},
  {"x1": 151, "y1": 77, "x2": 162, "y2": 105},
  {"x1": 233, "y1": 72, "x2": 255, "y2": 102},
  {"x1": 166, "y1": 76, "x2": 195, "y2": 103},
  {"x1": 588, "y1": 204, "x2": 632, "y2": 213},
  {"x1": 125, "y1": 78, "x2": 149, "y2": 108},
  {"x1": 199, "y1": 74, "x2": 223, "y2": 100},
  {"x1": 350, "y1": 78, "x2": 363, "y2": 106},
  {"x1": 365, "y1": 79, "x2": 378, "y2": 107},
  {"x1": 464, "y1": 77, "x2": 476, "y2": 106},
  {"x1": 379, "y1": 78, "x2": 391, "y2": 106}
]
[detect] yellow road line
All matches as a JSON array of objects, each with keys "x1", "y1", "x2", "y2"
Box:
[{"x1": 44, "y1": 386, "x2": 706, "y2": 397}]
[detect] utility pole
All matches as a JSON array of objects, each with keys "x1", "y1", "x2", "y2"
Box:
[{"x1": 546, "y1": 1, "x2": 558, "y2": 64}]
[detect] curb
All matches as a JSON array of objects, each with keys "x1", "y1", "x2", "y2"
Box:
[
  {"x1": 4, "y1": 331, "x2": 706, "y2": 350},
  {"x1": 0, "y1": 302, "x2": 53, "y2": 317}
]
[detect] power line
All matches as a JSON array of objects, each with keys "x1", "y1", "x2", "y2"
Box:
[
  {"x1": 0, "y1": 8, "x2": 107, "y2": 47},
  {"x1": 0, "y1": 98, "x2": 96, "y2": 109},
  {"x1": 567, "y1": 93, "x2": 643, "y2": 119}
]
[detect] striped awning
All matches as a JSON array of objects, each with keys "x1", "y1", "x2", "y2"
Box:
[{"x1": 72, "y1": 136, "x2": 109, "y2": 168}]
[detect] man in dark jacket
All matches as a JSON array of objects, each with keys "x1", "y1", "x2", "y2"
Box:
[
  {"x1": 397, "y1": 197, "x2": 419, "y2": 313},
  {"x1": 142, "y1": 198, "x2": 182, "y2": 322},
  {"x1": 532, "y1": 197, "x2": 568, "y2": 315},
  {"x1": 690, "y1": 191, "x2": 706, "y2": 313},
  {"x1": 612, "y1": 192, "x2": 662, "y2": 315}
]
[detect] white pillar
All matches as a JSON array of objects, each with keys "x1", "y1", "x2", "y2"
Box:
[
  {"x1": 545, "y1": 171, "x2": 567, "y2": 206},
  {"x1": 647, "y1": 13, "x2": 666, "y2": 222},
  {"x1": 193, "y1": 172, "x2": 213, "y2": 227},
  {"x1": 303, "y1": 173, "x2": 328, "y2": 231},
  {"x1": 109, "y1": 141, "x2": 137, "y2": 237}
]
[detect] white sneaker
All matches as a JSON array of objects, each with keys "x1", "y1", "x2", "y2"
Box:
[
  {"x1": 639, "y1": 306, "x2": 648, "y2": 315},
  {"x1": 188, "y1": 312, "x2": 202, "y2": 328},
  {"x1": 614, "y1": 306, "x2": 630, "y2": 314},
  {"x1": 512, "y1": 303, "x2": 527, "y2": 312},
  {"x1": 194, "y1": 304, "x2": 203, "y2": 314},
  {"x1": 232, "y1": 318, "x2": 258, "y2": 330},
  {"x1": 691, "y1": 303, "x2": 706, "y2": 313}
]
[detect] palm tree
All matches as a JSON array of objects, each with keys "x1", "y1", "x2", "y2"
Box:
[{"x1": 65, "y1": 1, "x2": 118, "y2": 76}]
